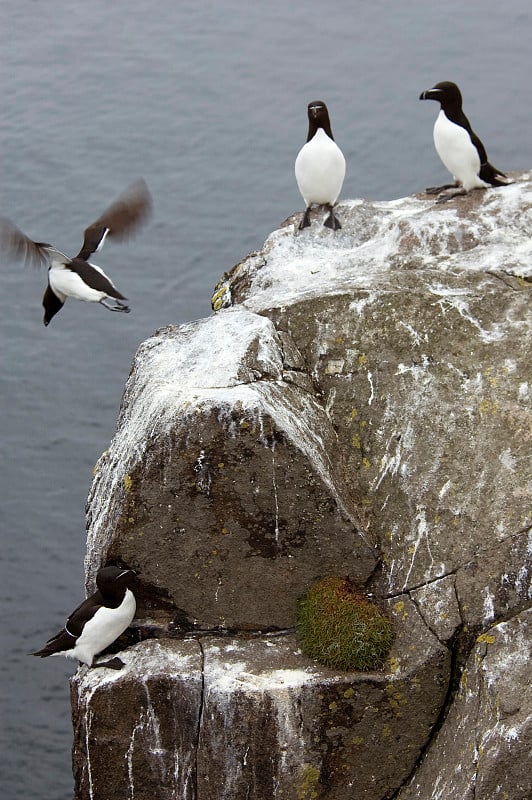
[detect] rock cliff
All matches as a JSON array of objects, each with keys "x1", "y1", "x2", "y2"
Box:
[{"x1": 73, "y1": 174, "x2": 531, "y2": 799}]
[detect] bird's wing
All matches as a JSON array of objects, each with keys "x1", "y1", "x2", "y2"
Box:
[
  {"x1": 457, "y1": 111, "x2": 488, "y2": 165},
  {"x1": 68, "y1": 258, "x2": 127, "y2": 300},
  {"x1": 64, "y1": 592, "x2": 105, "y2": 638},
  {"x1": 468, "y1": 129, "x2": 489, "y2": 166},
  {"x1": 0, "y1": 217, "x2": 51, "y2": 268},
  {"x1": 32, "y1": 592, "x2": 105, "y2": 656},
  {"x1": 457, "y1": 111, "x2": 507, "y2": 181},
  {"x1": 76, "y1": 178, "x2": 152, "y2": 260}
]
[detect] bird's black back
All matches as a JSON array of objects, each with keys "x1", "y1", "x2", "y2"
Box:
[{"x1": 68, "y1": 259, "x2": 127, "y2": 300}]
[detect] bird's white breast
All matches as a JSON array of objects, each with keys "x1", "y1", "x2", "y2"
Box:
[
  {"x1": 295, "y1": 128, "x2": 346, "y2": 206},
  {"x1": 433, "y1": 110, "x2": 486, "y2": 191},
  {"x1": 71, "y1": 589, "x2": 136, "y2": 666}
]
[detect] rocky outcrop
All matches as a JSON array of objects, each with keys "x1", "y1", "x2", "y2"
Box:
[
  {"x1": 74, "y1": 174, "x2": 531, "y2": 799},
  {"x1": 397, "y1": 608, "x2": 531, "y2": 800}
]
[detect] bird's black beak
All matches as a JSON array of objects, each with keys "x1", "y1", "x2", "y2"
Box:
[{"x1": 419, "y1": 89, "x2": 440, "y2": 101}]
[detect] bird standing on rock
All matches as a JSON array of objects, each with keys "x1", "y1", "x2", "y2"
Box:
[
  {"x1": 295, "y1": 100, "x2": 346, "y2": 230},
  {"x1": 32, "y1": 566, "x2": 137, "y2": 670},
  {"x1": 419, "y1": 81, "x2": 509, "y2": 202},
  {"x1": 0, "y1": 178, "x2": 152, "y2": 325}
]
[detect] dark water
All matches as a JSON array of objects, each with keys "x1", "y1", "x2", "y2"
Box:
[{"x1": 0, "y1": 1, "x2": 529, "y2": 797}]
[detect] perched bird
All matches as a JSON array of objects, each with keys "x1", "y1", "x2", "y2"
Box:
[
  {"x1": 32, "y1": 566, "x2": 137, "y2": 670},
  {"x1": 0, "y1": 179, "x2": 152, "y2": 325},
  {"x1": 295, "y1": 100, "x2": 346, "y2": 230},
  {"x1": 419, "y1": 81, "x2": 509, "y2": 202}
]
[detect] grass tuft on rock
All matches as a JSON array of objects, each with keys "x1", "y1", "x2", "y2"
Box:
[{"x1": 297, "y1": 576, "x2": 394, "y2": 671}]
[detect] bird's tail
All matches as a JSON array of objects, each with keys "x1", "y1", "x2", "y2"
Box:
[
  {"x1": 31, "y1": 627, "x2": 74, "y2": 657},
  {"x1": 32, "y1": 645, "x2": 54, "y2": 657},
  {"x1": 480, "y1": 162, "x2": 511, "y2": 187}
]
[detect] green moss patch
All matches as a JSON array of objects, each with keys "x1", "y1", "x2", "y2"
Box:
[{"x1": 297, "y1": 576, "x2": 394, "y2": 671}]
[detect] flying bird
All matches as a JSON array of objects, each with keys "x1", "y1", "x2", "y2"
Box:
[
  {"x1": 295, "y1": 100, "x2": 346, "y2": 230},
  {"x1": 32, "y1": 566, "x2": 137, "y2": 670},
  {"x1": 0, "y1": 179, "x2": 152, "y2": 325},
  {"x1": 419, "y1": 81, "x2": 509, "y2": 202}
]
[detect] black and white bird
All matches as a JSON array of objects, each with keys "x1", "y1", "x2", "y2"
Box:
[
  {"x1": 295, "y1": 100, "x2": 346, "y2": 230},
  {"x1": 0, "y1": 179, "x2": 152, "y2": 325},
  {"x1": 419, "y1": 81, "x2": 509, "y2": 202},
  {"x1": 32, "y1": 566, "x2": 137, "y2": 670}
]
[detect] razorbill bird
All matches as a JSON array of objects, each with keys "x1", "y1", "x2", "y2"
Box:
[
  {"x1": 32, "y1": 566, "x2": 137, "y2": 669},
  {"x1": 295, "y1": 100, "x2": 346, "y2": 230},
  {"x1": 419, "y1": 81, "x2": 509, "y2": 202},
  {"x1": 0, "y1": 179, "x2": 152, "y2": 325}
]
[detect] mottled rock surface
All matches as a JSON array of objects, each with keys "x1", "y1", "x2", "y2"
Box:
[
  {"x1": 75, "y1": 175, "x2": 532, "y2": 799},
  {"x1": 72, "y1": 640, "x2": 202, "y2": 800},
  {"x1": 397, "y1": 608, "x2": 531, "y2": 800},
  {"x1": 86, "y1": 308, "x2": 376, "y2": 630}
]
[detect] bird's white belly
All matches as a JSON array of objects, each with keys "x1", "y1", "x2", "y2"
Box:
[
  {"x1": 71, "y1": 589, "x2": 136, "y2": 666},
  {"x1": 295, "y1": 129, "x2": 346, "y2": 206},
  {"x1": 433, "y1": 111, "x2": 486, "y2": 191},
  {"x1": 49, "y1": 264, "x2": 107, "y2": 303}
]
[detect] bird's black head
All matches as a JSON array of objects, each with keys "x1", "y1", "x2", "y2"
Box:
[
  {"x1": 306, "y1": 100, "x2": 334, "y2": 141},
  {"x1": 308, "y1": 100, "x2": 328, "y2": 119},
  {"x1": 42, "y1": 284, "x2": 64, "y2": 326},
  {"x1": 419, "y1": 81, "x2": 463, "y2": 111},
  {"x1": 96, "y1": 566, "x2": 136, "y2": 593}
]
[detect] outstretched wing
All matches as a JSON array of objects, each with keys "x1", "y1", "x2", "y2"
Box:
[
  {"x1": 76, "y1": 178, "x2": 152, "y2": 260},
  {"x1": 0, "y1": 217, "x2": 51, "y2": 268}
]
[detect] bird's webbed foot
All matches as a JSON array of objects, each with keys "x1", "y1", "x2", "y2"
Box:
[
  {"x1": 324, "y1": 205, "x2": 341, "y2": 230},
  {"x1": 298, "y1": 207, "x2": 312, "y2": 230},
  {"x1": 100, "y1": 299, "x2": 131, "y2": 313},
  {"x1": 91, "y1": 656, "x2": 125, "y2": 670},
  {"x1": 435, "y1": 186, "x2": 468, "y2": 204},
  {"x1": 425, "y1": 183, "x2": 458, "y2": 195}
]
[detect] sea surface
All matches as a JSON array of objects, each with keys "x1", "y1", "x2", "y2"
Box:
[{"x1": 0, "y1": 1, "x2": 530, "y2": 797}]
